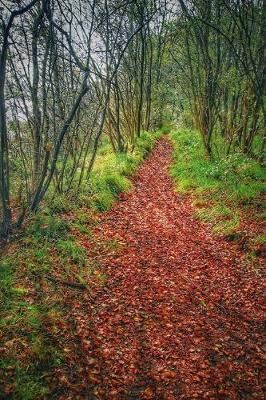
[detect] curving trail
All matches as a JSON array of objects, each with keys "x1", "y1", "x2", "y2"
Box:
[{"x1": 72, "y1": 137, "x2": 265, "y2": 400}]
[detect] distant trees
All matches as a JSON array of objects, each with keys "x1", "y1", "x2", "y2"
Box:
[
  {"x1": 168, "y1": 0, "x2": 266, "y2": 159},
  {"x1": 105, "y1": 0, "x2": 170, "y2": 152}
]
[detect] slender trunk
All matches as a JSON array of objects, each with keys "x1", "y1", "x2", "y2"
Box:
[
  {"x1": 136, "y1": 28, "x2": 145, "y2": 137},
  {"x1": 31, "y1": 9, "x2": 44, "y2": 188},
  {"x1": 0, "y1": 25, "x2": 12, "y2": 237}
]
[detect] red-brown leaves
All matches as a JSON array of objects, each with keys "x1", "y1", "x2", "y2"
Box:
[{"x1": 67, "y1": 138, "x2": 265, "y2": 399}]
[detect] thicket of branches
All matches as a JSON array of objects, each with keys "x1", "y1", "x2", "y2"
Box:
[
  {"x1": 0, "y1": 0, "x2": 265, "y2": 238},
  {"x1": 164, "y1": 0, "x2": 265, "y2": 159},
  {"x1": 0, "y1": 0, "x2": 171, "y2": 237}
]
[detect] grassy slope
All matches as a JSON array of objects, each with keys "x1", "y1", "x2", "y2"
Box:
[
  {"x1": 170, "y1": 128, "x2": 266, "y2": 248},
  {"x1": 0, "y1": 130, "x2": 161, "y2": 399}
]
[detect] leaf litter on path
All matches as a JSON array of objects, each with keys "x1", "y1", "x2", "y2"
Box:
[{"x1": 66, "y1": 137, "x2": 265, "y2": 399}]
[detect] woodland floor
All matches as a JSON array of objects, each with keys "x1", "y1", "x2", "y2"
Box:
[{"x1": 28, "y1": 137, "x2": 265, "y2": 400}]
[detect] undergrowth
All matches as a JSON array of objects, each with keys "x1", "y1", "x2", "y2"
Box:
[
  {"x1": 90, "y1": 131, "x2": 161, "y2": 211},
  {"x1": 0, "y1": 130, "x2": 161, "y2": 399},
  {"x1": 170, "y1": 129, "x2": 266, "y2": 236},
  {"x1": 0, "y1": 215, "x2": 75, "y2": 399}
]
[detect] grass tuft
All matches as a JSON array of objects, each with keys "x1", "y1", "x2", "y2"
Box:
[
  {"x1": 26, "y1": 215, "x2": 70, "y2": 241},
  {"x1": 56, "y1": 238, "x2": 87, "y2": 267}
]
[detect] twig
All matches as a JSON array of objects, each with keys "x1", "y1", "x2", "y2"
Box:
[{"x1": 45, "y1": 275, "x2": 87, "y2": 290}]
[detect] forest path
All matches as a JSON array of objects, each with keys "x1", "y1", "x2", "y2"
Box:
[{"x1": 72, "y1": 137, "x2": 265, "y2": 400}]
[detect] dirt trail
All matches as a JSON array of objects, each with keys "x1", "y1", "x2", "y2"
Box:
[{"x1": 72, "y1": 137, "x2": 265, "y2": 400}]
